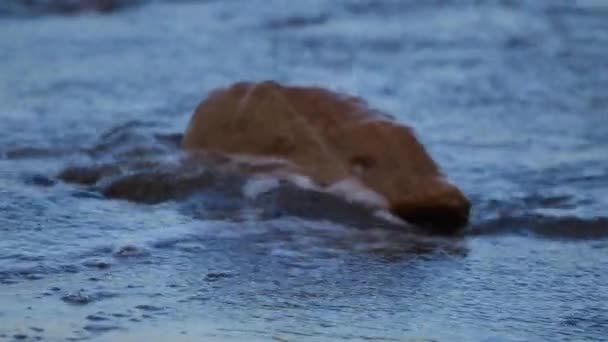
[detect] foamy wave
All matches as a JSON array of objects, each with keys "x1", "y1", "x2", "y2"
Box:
[
  {"x1": 243, "y1": 172, "x2": 389, "y2": 209},
  {"x1": 224, "y1": 153, "x2": 391, "y2": 209},
  {"x1": 48, "y1": 120, "x2": 424, "y2": 233}
]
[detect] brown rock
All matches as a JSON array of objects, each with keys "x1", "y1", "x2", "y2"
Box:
[{"x1": 182, "y1": 81, "x2": 470, "y2": 234}]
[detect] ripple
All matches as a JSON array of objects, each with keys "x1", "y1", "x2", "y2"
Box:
[
  {"x1": 205, "y1": 272, "x2": 235, "y2": 282},
  {"x1": 85, "y1": 314, "x2": 110, "y2": 322},
  {"x1": 61, "y1": 290, "x2": 119, "y2": 305},
  {"x1": 83, "y1": 323, "x2": 123, "y2": 333},
  {"x1": 113, "y1": 245, "x2": 149, "y2": 258},
  {"x1": 1, "y1": 146, "x2": 70, "y2": 160},
  {"x1": 81, "y1": 258, "x2": 112, "y2": 270},
  {"x1": 266, "y1": 13, "x2": 330, "y2": 30},
  {"x1": 471, "y1": 214, "x2": 608, "y2": 239},
  {"x1": 0, "y1": 0, "x2": 144, "y2": 17},
  {"x1": 61, "y1": 292, "x2": 94, "y2": 305},
  {"x1": 134, "y1": 304, "x2": 164, "y2": 312}
]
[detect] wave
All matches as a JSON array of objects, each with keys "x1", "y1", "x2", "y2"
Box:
[
  {"x1": 0, "y1": 0, "x2": 144, "y2": 16},
  {"x1": 470, "y1": 214, "x2": 608, "y2": 239},
  {"x1": 10, "y1": 120, "x2": 606, "y2": 242},
  {"x1": 58, "y1": 160, "x2": 409, "y2": 231},
  {"x1": 38, "y1": 120, "x2": 414, "y2": 232}
]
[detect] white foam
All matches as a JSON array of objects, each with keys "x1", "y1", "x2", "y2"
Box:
[
  {"x1": 227, "y1": 153, "x2": 293, "y2": 168},
  {"x1": 242, "y1": 176, "x2": 280, "y2": 199},
  {"x1": 326, "y1": 177, "x2": 389, "y2": 208},
  {"x1": 202, "y1": 151, "x2": 392, "y2": 214},
  {"x1": 373, "y1": 209, "x2": 408, "y2": 226},
  {"x1": 236, "y1": 158, "x2": 391, "y2": 211},
  {"x1": 283, "y1": 173, "x2": 319, "y2": 191}
]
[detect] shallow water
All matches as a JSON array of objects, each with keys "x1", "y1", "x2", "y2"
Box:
[{"x1": 1, "y1": 0, "x2": 607, "y2": 341}]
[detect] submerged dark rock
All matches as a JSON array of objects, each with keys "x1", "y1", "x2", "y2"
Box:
[
  {"x1": 101, "y1": 170, "x2": 231, "y2": 204},
  {"x1": 26, "y1": 174, "x2": 56, "y2": 187},
  {"x1": 58, "y1": 165, "x2": 120, "y2": 186}
]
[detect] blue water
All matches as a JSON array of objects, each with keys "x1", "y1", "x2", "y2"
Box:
[{"x1": 1, "y1": 1, "x2": 607, "y2": 341}]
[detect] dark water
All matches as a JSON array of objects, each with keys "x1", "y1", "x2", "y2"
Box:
[{"x1": 1, "y1": 0, "x2": 607, "y2": 341}]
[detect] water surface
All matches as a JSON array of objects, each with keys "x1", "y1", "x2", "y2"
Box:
[{"x1": 1, "y1": 1, "x2": 607, "y2": 341}]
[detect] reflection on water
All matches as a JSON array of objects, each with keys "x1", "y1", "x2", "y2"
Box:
[{"x1": 1, "y1": 0, "x2": 607, "y2": 341}]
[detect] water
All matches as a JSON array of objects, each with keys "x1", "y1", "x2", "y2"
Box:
[{"x1": 1, "y1": 0, "x2": 607, "y2": 341}]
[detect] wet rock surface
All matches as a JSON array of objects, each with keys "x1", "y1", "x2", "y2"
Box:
[{"x1": 183, "y1": 81, "x2": 471, "y2": 233}]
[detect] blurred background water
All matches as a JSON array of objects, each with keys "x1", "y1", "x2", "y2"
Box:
[{"x1": 0, "y1": 0, "x2": 607, "y2": 341}]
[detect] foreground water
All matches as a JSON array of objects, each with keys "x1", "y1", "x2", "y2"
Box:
[{"x1": 1, "y1": 1, "x2": 607, "y2": 341}]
